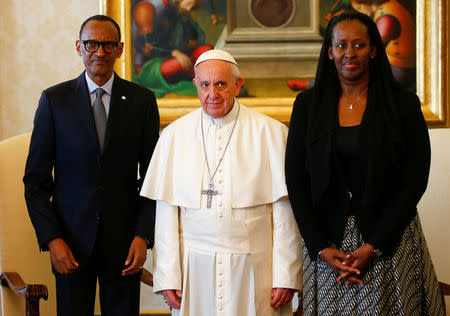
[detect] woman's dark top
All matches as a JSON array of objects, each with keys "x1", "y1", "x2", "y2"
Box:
[
  {"x1": 285, "y1": 87, "x2": 431, "y2": 259},
  {"x1": 336, "y1": 125, "x2": 363, "y2": 215}
]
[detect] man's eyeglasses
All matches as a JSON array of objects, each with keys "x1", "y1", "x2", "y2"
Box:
[{"x1": 81, "y1": 40, "x2": 119, "y2": 53}]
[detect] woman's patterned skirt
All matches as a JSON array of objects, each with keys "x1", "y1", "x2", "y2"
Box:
[{"x1": 302, "y1": 215, "x2": 444, "y2": 315}]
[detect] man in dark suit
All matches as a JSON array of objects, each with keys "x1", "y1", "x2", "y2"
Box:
[{"x1": 23, "y1": 15, "x2": 160, "y2": 316}]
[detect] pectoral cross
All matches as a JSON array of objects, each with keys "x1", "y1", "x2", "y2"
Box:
[{"x1": 202, "y1": 182, "x2": 219, "y2": 208}]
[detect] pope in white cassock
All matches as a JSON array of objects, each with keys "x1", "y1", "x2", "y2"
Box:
[{"x1": 140, "y1": 49, "x2": 302, "y2": 316}]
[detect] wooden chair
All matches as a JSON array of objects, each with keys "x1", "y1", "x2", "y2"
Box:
[
  {"x1": 1, "y1": 268, "x2": 154, "y2": 316},
  {"x1": 0, "y1": 133, "x2": 155, "y2": 316},
  {"x1": 0, "y1": 133, "x2": 54, "y2": 316},
  {"x1": 140, "y1": 268, "x2": 154, "y2": 288},
  {"x1": 0, "y1": 272, "x2": 48, "y2": 316},
  {"x1": 440, "y1": 281, "x2": 450, "y2": 314}
]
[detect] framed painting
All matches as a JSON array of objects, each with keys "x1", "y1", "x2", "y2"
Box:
[{"x1": 101, "y1": 0, "x2": 449, "y2": 127}]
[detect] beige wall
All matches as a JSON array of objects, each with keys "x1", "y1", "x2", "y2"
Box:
[
  {"x1": 0, "y1": 0, "x2": 449, "y2": 314},
  {"x1": 419, "y1": 128, "x2": 450, "y2": 312},
  {"x1": 0, "y1": 0, "x2": 98, "y2": 140}
]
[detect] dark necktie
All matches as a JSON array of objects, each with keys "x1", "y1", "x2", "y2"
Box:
[{"x1": 93, "y1": 88, "x2": 107, "y2": 151}]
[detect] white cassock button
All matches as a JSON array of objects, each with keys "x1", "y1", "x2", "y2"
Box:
[
  {"x1": 218, "y1": 307, "x2": 223, "y2": 311},
  {"x1": 218, "y1": 179, "x2": 223, "y2": 184},
  {"x1": 218, "y1": 169, "x2": 222, "y2": 173},
  {"x1": 218, "y1": 135, "x2": 222, "y2": 140},
  {"x1": 219, "y1": 203, "x2": 223, "y2": 207},
  {"x1": 218, "y1": 214, "x2": 223, "y2": 219}
]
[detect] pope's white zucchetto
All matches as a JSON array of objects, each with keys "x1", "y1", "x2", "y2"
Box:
[{"x1": 194, "y1": 49, "x2": 238, "y2": 68}]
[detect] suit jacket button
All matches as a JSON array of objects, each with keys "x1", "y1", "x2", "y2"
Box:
[{"x1": 347, "y1": 191, "x2": 352, "y2": 199}]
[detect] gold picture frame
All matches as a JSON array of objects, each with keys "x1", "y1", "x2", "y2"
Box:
[{"x1": 100, "y1": 0, "x2": 449, "y2": 128}]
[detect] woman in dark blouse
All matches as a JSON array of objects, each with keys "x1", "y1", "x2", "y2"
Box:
[{"x1": 285, "y1": 11, "x2": 444, "y2": 315}]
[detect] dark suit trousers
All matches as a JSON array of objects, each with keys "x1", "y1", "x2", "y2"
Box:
[{"x1": 53, "y1": 234, "x2": 141, "y2": 316}]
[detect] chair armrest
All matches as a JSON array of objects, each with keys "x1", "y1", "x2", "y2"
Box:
[
  {"x1": 1, "y1": 272, "x2": 48, "y2": 316},
  {"x1": 440, "y1": 281, "x2": 450, "y2": 296},
  {"x1": 1, "y1": 272, "x2": 48, "y2": 300},
  {"x1": 440, "y1": 281, "x2": 450, "y2": 314},
  {"x1": 140, "y1": 268, "x2": 154, "y2": 287}
]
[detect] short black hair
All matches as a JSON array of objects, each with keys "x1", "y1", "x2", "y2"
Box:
[{"x1": 79, "y1": 15, "x2": 121, "y2": 41}]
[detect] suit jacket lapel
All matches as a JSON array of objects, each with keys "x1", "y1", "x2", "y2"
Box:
[{"x1": 75, "y1": 72, "x2": 100, "y2": 153}]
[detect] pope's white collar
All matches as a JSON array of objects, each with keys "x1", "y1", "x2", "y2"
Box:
[{"x1": 202, "y1": 99, "x2": 239, "y2": 126}]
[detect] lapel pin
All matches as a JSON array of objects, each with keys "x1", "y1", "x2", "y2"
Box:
[{"x1": 121, "y1": 96, "x2": 126, "y2": 100}]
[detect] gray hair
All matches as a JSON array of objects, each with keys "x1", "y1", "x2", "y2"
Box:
[
  {"x1": 194, "y1": 61, "x2": 242, "y2": 82},
  {"x1": 230, "y1": 63, "x2": 241, "y2": 81}
]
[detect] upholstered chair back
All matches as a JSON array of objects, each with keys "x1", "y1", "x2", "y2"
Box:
[{"x1": 0, "y1": 133, "x2": 56, "y2": 316}]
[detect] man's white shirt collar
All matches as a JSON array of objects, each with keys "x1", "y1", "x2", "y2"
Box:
[
  {"x1": 85, "y1": 72, "x2": 114, "y2": 96},
  {"x1": 85, "y1": 72, "x2": 114, "y2": 116}
]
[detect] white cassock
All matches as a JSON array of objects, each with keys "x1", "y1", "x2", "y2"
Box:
[{"x1": 140, "y1": 101, "x2": 302, "y2": 316}]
